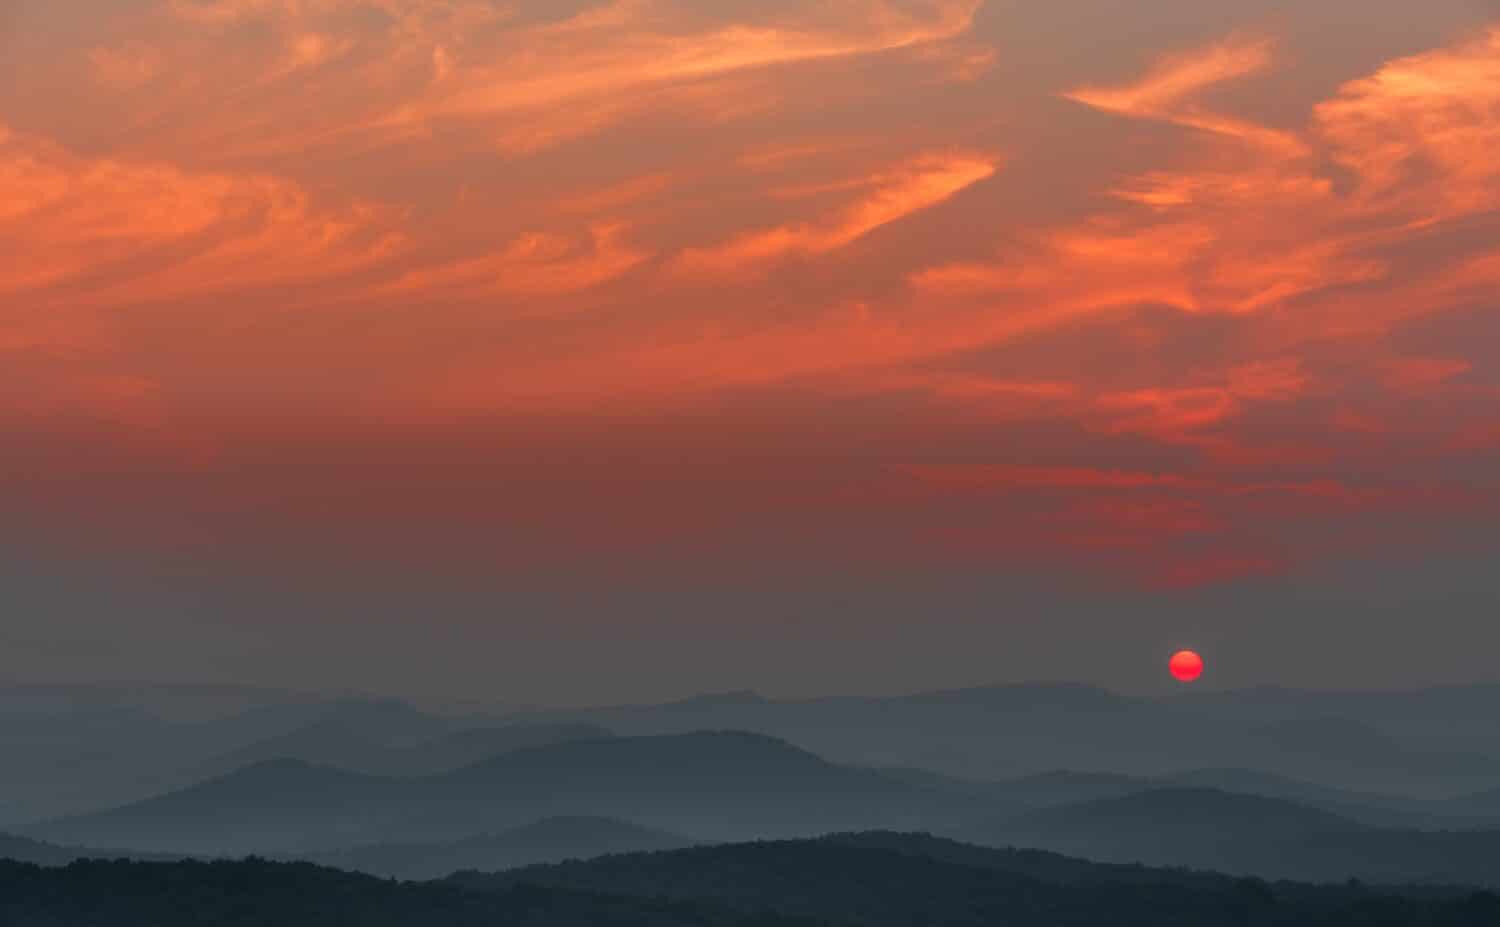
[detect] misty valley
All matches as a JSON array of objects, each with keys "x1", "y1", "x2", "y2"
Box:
[{"x1": 3, "y1": 682, "x2": 1500, "y2": 924}]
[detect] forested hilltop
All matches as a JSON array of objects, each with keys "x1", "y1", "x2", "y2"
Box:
[{"x1": 5, "y1": 838, "x2": 1500, "y2": 927}]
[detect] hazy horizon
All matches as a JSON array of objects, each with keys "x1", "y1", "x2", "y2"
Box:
[{"x1": 8, "y1": 669, "x2": 1500, "y2": 715}]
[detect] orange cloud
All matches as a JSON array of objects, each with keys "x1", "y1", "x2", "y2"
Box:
[
  {"x1": 1316, "y1": 28, "x2": 1500, "y2": 217},
  {"x1": 0, "y1": 125, "x2": 399, "y2": 314},
  {"x1": 108, "y1": 0, "x2": 984, "y2": 163},
  {"x1": 916, "y1": 25, "x2": 1499, "y2": 356},
  {"x1": 1063, "y1": 37, "x2": 1304, "y2": 155},
  {"x1": 1066, "y1": 37, "x2": 1272, "y2": 112},
  {"x1": 674, "y1": 153, "x2": 996, "y2": 276},
  {"x1": 382, "y1": 224, "x2": 651, "y2": 300},
  {"x1": 913, "y1": 218, "x2": 1211, "y2": 314}
]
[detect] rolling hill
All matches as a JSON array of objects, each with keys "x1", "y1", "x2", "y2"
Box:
[
  {"x1": 12, "y1": 681, "x2": 1500, "y2": 832},
  {"x1": 7, "y1": 836, "x2": 1500, "y2": 927},
  {"x1": 0, "y1": 832, "x2": 183, "y2": 866},
  {"x1": 0, "y1": 833, "x2": 117, "y2": 867},
  {"x1": 311, "y1": 816, "x2": 695, "y2": 879},
  {"x1": 456, "y1": 832, "x2": 1500, "y2": 926},
  {"x1": 882, "y1": 765, "x2": 1466, "y2": 830},
  {"x1": 35, "y1": 731, "x2": 953, "y2": 854},
  {"x1": 0, "y1": 858, "x2": 815, "y2": 927},
  {"x1": 965, "y1": 787, "x2": 1500, "y2": 886}
]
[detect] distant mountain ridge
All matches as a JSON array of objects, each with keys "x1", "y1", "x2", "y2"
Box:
[
  {"x1": 0, "y1": 834, "x2": 103, "y2": 868},
  {"x1": 0, "y1": 691, "x2": 524, "y2": 825},
  {"x1": 0, "y1": 832, "x2": 182, "y2": 866},
  {"x1": 964, "y1": 787, "x2": 1500, "y2": 886},
  {"x1": 35, "y1": 731, "x2": 947, "y2": 854},
  {"x1": 34, "y1": 724, "x2": 1500, "y2": 888},
  {"x1": 311, "y1": 816, "x2": 695, "y2": 879},
  {"x1": 196, "y1": 716, "x2": 611, "y2": 778},
  {"x1": 517, "y1": 682, "x2": 1500, "y2": 795},
  {"x1": 882, "y1": 763, "x2": 1498, "y2": 831},
  {"x1": 12, "y1": 680, "x2": 1500, "y2": 829}
]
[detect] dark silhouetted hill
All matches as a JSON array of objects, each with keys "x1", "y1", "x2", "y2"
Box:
[
  {"x1": 0, "y1": 858, "x2": 815, "y2": 927},
  {"x1": 456, "y1": 833, "x2": 1500, "y2": 926},
  {"x1": 7, "y1": 835, "x2": 1500, "y2": 926}
]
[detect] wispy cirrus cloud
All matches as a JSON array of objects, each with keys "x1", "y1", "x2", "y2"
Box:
[
  {"x1": 0, "y1": 124, "x2": 399, "y2": 315},
  {"x1": 1316, "y1": 27, "x2": 1500, "y2": 217},
  {"x1": 673, "y1": 152, "x2": 996, "y2": 277},
  {"x1": 381, "y1": 223, "x2": 651, "y2": 300},
  {"x1": 67, "y1": 0, "x2": 984, "y2": 164},
  {"x1": 2, "y1": 2, "x2": 1499, "y2": 598},
  {"x1": 1062, "y1": 36, "x2": 1303, "y2": 154}
]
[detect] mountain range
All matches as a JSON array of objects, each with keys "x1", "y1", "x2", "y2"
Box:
[
  {"x1": 524, "y1": 683, "x2": 1500, "y2": 796},
  {"x1": 34, "y1": 732, "x2": 949, "y2": 854},
  {"x1": 19, "y1": 726, "x2": 1500, "y2": 887},
  {"x1": 0, "y1": 687, "x2": 599, "y2": 826},
  {"x1": 10, "y1": 681, "x2": 1500, "y2": 829}
]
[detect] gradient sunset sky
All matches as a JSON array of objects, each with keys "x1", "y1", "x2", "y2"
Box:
[{"x1": 3, "y1": 0, "x2": 1499, "y2": 703}]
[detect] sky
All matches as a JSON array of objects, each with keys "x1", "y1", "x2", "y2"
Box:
[{"x1": 2, "y1": 0, "x2": 1499, "y2": 705}]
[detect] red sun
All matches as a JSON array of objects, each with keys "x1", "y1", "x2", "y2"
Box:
[{"x1": 1169, "y1": 650, "x2": 1205, "y2": 683}]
